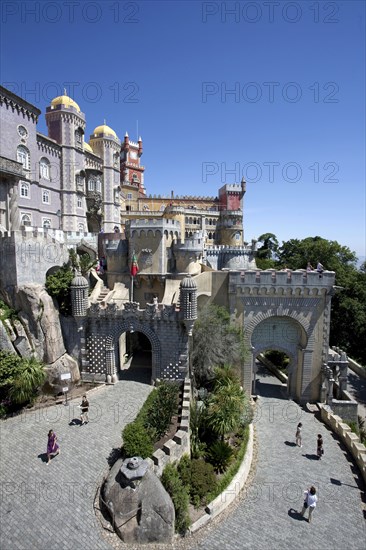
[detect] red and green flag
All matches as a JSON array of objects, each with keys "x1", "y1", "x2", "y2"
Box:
[{"x1": 130, "y1": 253, "x2": 139, "y2": 277}]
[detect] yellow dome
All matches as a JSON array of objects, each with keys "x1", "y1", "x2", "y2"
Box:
[
  {"x1": 92, "y1": 124, "x2": 117, "y2": 139},
  {"x1": 51, "y1": 95, "x2": 80, "y2": 112},
  {"x1": 83, "y1": 141, "x2": 93, "y2": 153}
]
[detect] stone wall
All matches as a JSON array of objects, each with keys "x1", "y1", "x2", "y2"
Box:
[{"x1": 320, "y1": 405, "x2": 366, "y2": 483}]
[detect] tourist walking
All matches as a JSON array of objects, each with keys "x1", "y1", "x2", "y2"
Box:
[
  {"x1": 295, "y1": 422, "x2": 303, "y2": 447},
  {"x1": 46, "y1": 430, "x2": 60, "y2": 464},
  {"x1": 80, "y1": 395, "x2": 89, "y2": 425},
  {"x1": 317, "y1": 434, "x2": 324, "y2": 459},
  {"x1": 306, "y1": 262, "x2": 314, "y2": 272},
  {"x1": 301, "y1": 486, "x2": 318, "y2": 523}
]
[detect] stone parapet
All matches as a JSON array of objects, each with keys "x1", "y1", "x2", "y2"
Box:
[
  {"x1": 320, "y1": 405, "x2": 366, "y2": 483},
  {"x1": 230, "y1": 269, "x2": 335, "y2": 288}
]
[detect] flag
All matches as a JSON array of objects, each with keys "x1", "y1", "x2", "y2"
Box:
[{"x1": 130, "y1": 253, "x2": 139, "y2": 277}]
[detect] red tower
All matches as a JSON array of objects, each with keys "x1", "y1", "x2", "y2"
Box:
[{"x1": 120, "y1": 132, "x2": 146, "y2": 196}]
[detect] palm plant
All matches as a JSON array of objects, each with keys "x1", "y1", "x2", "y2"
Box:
[
  {"x1": 206, "y1": 379, "x2": 245, "y2": 440},
  {"x1": 9, "y1": 356, "x2": 45, "y2": 405}
]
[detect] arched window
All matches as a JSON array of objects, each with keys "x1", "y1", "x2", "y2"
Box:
[
  {"x1": 78, "y1": 222, "x2": 84, "y2": 232},
  {"x1": 96, "y1": 176, "x2": 102, "y2": 193},
  {"x1": 159, "y1": 204, "x2": 165, "y2": 211},
  {"x1": 208, "y1": 232, "x2": 212, "y2": 239},
  {"x1": 143, "y1": 204, "x2": 149, "y2": 210},
  {"x1": 132, "y1": 174, "x2": 139, "y2": 183},
  {"x1": 42, "y1": 190, "x2": 50, "y2": 204},
  {"x1": 21, "y1": 213, "x2": 31, "y2": 225},
  {"x1": 42, "y1": 218, "x2": 51, "y2": 229},
  {"x1": 17, "y1": 145, "x2": 30, "y2": 170},
  {"x1": 40, "y1": 157, "x2": 50, "y2": 179},
  {"x1": 20, "y1": 181, "x2": 30, "y2": 198},
  {"x1": 77, "y1": 195, "x2": 82, "y2": 208}
]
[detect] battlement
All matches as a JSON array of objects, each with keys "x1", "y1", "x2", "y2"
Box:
[
  {"x1": 220, "y1": 183, "x2": 243, "y2": 193},
  {"x1": 206, "y1": 245, "x2": 252, "y2": 253},
  {"x1": 147, "y1": 194, "x2": 216, "y2": 201},
  {"x1": 230, "y1": 269, "x2": 336, "y2": 287},
  {"x1": 127, "y1": 218, "x2": 181, "y2": 229}
]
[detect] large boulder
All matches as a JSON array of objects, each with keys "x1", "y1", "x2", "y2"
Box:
[
  {"x1": 43, "y1": 353, "x2": 80, "y2": 394},
  {"x1": 103, "y1": 457, "x2": 175, "y2": 544},
  {"x1": 14, "y1": 284, "x2": 66, "y2": 363}
]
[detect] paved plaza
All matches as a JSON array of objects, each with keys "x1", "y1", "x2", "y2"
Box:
[{"x1": 0, "y1": 367, "x2": 365, "y2": 550}]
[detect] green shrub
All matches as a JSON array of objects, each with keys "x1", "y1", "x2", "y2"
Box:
[
  {"x1": 207, "y1": 424, "x2": 249, "y2": 502},
  {"x1": 161, "y1": 463, "x2": 191, "y2": 534},
  {"x1": 122, "y1": 421, "x2": 154, "y2": 458},
  {"x1": 190, "y1": 459, "x2": 216, "y2": 506},
  {"x1": 177, "y1": 454, "x2": 192, "y2": 489},
  {"x1": 145, "y1": 382, "x2": 179, "y2": 438},
  {"x1": 0, "y1": 351, "x2": 45, "y2": 407},
  {"x1": 206, "y1": 440, "x2": 233, "y2": 473}
]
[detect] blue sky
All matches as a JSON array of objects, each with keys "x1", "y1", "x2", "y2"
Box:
[{"x1": 1, "y1": 1, "x2": 365, "y2": 258}]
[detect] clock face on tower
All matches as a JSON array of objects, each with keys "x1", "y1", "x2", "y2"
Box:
[{"x1": 130, "y1": 150, "x2": 137, "y2": 160}]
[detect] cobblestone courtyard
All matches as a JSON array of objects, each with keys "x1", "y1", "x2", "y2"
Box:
[{"x1": 0, "y1": 368, "x2": 365, "y2": 550}]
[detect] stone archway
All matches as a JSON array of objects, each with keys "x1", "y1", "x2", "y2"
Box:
[
  {"x1": 105, "y1": 320, "x2": 161, "y2": 383},
  {"x1": 251, "y1": 316, "x2": 307, "y2": 400}
]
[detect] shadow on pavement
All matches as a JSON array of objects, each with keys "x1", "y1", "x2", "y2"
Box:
[
  {"x1": 288, "y1": 508, "x2": 306, "y2": 521},
  {"x1": 38, "y1": 453, "x2": 48, "y2": 463},
  {"x1": 256, "y1": 379, "x2": 288, "y2": 399},
  {"x1": 118, "y1": 351, "x2": 152, "y2": 384},
  {"x1": 302, "y1": 453, "x2": 319, "y2": 461},
  {"x1": 284, "y1": 441, "x2": 297, "y2": 447}
]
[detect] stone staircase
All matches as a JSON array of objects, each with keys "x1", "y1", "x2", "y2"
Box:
[{"x1": 97, "y1": 286, "x2": 109, "y2": 305}]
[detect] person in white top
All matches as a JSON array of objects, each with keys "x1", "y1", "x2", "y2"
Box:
[{"x1": 301, "y1": 486, "x2": 318, "y2": 523}]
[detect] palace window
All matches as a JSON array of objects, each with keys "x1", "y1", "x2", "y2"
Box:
[
  {"x1": 42, "y1": 218, "x2": 51, "y2": 229},
  {"x1": 132, "y1": 174, "x2": 139, "y2": 183},
  {"x1": 77, "y1": 195, "x2": 82, "y2": 208},
  {"x1": 40, "y1": 157, "x2": 50, "y2": 179},
  {"x1": 20, "y1": 213, "x2": 31, "y2": 226},
  {"x1": 127, "y1": 193, "x2": 132, "y2": 200},
  {"x1": 75, "y1": 129, "x2": 83, "y2": 148},
  {"x1": 160, "y1": 205, "x2": 165, "y2": 211},
  {"x1": 96, "y1": 176, "x2": 102, "y2": 193},
  {"x1": 17, "y1": 145, "x2": 30, "y2": 170},
  {"x1": 42, "y1": 190, "x2": 50, "y2": 204},
  {"x1": 78, "y1": 222, "x2": 84, "y2": 232},
  {"x1": 20, "y1": 181, "x2": 30, "y2": 198},
  {"x1": 88, "y1": 176, "x2": 96, "y2": 191}
]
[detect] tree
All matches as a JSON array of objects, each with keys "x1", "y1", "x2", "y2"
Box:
[
  {"x1": 275, "y1": 235, "x2": 365, "y2": 365},
  {"x1": 45, "y1": 265, "x2": 74, "y2": 316},
  {"x1": 192, "y1": 305, "x2": 247, "y2": 386}
]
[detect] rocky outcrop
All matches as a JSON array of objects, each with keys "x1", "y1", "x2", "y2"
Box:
[
  {"x1": 103, "y1": 457, "x2": 175, "y2": 544},
  {"x1": 14, "y1": 284, "x2": 66, "y2": 363},
  {"x1": 0, "y1": 284, "x2": 80, "y2": 390}
]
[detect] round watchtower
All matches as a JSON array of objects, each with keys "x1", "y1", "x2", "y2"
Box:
[
  {"x1": 71, "y1": 273, "x2": 89, "y2": 317},
  {"x1": 180, "y1": 275, "x2": 197, "y2": 335}
]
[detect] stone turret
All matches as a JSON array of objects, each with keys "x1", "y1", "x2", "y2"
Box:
[
  {"x1": 180, "y1": 275, "x2": 197, "y2": 335},
  {"x1": 71, "y1": 272, "x2": 89, "y2": 317}
]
